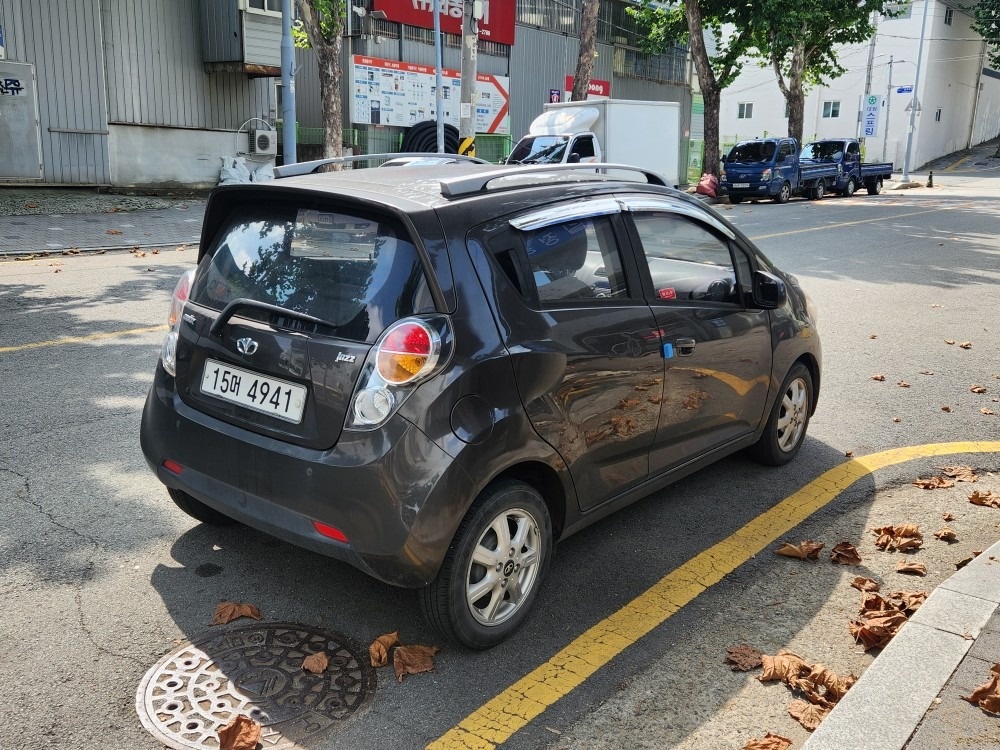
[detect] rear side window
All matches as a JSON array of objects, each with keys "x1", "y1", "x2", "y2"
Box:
[{"x1": 189, "y1": 203, "x2": 434, "y2": 343}]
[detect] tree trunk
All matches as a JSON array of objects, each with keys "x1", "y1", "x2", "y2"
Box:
[
  {"x1": 773, "y1": 37, "x2": 806, "y2": 146},
  {"x1": 685, "y1": 0, "x2": 722, "y2": 175},
  {"x1": 295, "y1": 0, "x2": 344, "y2": 161},
  {"x1": 572, "y1": 0, "x2": 600, "y2": 101}
]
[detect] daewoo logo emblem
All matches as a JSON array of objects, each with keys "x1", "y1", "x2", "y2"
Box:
[{"x1": 236, "y1": 337, "x2": 259, "y2": 356}]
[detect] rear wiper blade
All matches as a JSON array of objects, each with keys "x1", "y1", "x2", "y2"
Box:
[{"x1": 210, "y1": 298, "x2": 338, "y2": 337}]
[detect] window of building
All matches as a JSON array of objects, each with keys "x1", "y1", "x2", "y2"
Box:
[
  {"x1": 935, "y1": 107, "x2": 943, "y2": 122},
  {"x1": 822, "y1": 101, "x2": 841, "y2": 118},
  {"x1": 944, "y1": 7, "x2": 953, "y2": 25},
  {"x1": 738, "y1": 102, "x2": 754, "y2": 119},
  {"x1": 245, "y1": 0, "x2": 281, "y2": 15}
]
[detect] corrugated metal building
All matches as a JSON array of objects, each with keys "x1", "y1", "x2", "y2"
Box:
[{"x1": 0, "y1": 0, "x2": 691, "y2": 188}]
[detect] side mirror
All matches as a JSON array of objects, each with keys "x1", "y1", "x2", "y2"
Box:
[
  {"x1": 752, "y1": 270, "x2": 787, "y2": 309},
  {"x1": 567, "y1": 153, "x2": 581, "y2": 164}
]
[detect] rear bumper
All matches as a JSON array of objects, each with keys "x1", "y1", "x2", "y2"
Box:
[{"x1": 140, "y1": 369, "x2": 475, "y2": 588}]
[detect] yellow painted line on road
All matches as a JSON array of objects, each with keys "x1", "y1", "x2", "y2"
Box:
[
  {"x1": 0, "y1": 325, "x2": 167, "y2": 354},
  {"x1": 428, "y1": 441, "x2": 1000, "y2": 750},
  {"x1": 944, "y1": 155, "x2": 970, "y2": 172}
]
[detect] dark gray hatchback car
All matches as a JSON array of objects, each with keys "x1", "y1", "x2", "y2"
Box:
[{"x1": 140, "y1": 160, "x2": 821, "y2": 648}]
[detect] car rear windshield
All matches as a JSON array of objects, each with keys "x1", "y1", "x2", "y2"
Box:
[{"x1": 189, "y1": 202, "x2": 434, "y2": 343}]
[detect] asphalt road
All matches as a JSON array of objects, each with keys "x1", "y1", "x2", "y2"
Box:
[{"x1": 1, "y1": 173, "x2": 998, "y2": 750}]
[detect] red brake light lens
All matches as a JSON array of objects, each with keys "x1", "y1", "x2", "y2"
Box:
[{"x1": 376, "y1": 320, "x2": 438, "y2": 384}]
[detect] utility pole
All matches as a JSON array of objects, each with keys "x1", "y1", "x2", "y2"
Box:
[
  {"x1": 458, "y1": 0, "x2": 480, "y2": 158},
  {"x1": 280, "y1": 0, "x2": 297, "y2": 164},
  {"x1": 882, "y1": 55, "x2": 894, "y2": 163},
  {"x1": 434, "y1": 0, "x2": 444, "y2": 153},
  {"x1": 859, "y1": 13, "x2": 878, "y2": 144},
  {"x1": 902, "y1": 0, "x2": 931, "y2": 182}
]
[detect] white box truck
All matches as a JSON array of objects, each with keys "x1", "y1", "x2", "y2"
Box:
[{"x1": 506, "y1": 99, "x2": 681, "y2": 187}]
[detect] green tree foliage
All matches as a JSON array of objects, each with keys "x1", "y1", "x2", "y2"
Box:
[
  {"x1": 968, "y1": 0, "x2": 1000, "y2": 69},
  {"x1": 294, "y1": 0, "x2": 345, "y2": 161},
  {"x1": 628, "y1": 1, "x2": 757, "y2": 176},
  {"x1": 748, "y1": 1, "x2": 900, "y2": 147}
]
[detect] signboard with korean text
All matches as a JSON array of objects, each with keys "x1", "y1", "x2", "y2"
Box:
[
  {"x1": 862, "y1": 94, "x2": 882, "y2": 138},
  {"x1": 372, "y1": 1, "x2": 516, "y2": 46},
  {"x1": 350, "y1": 55, "x2": 510, "y2": 134}
]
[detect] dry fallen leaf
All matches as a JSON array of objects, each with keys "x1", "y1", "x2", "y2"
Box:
[
  {"x1": 893, "y1": 417, "x2": 902, "y2": 423},
  {"x1": 913, "y1": 476, "x2": 955, "y2": 490},
  {"x1": 851, "y1": 576, "x2": 880, "y2": 593},
  {"x1": 897, "y1": 560, "x2": 928, "y2": 576},
  {"x1": 942, "y1": 405, "x2": 952, "y2": 413},
  {"x1": 969, "y1": 490, "x2": 1000, "y2": 508},
  {"x1": 217, "y1": 714, "x2": 261, "y2": 750},
  {"x1": 934, "y1": 527, "x2": 958, "y2": 542},
  {"x1": 898, "y1": 380, "x2": 911, "y2": 388},
  {"x1": 971, "y1": 385, "x2": 988, "y2": 394},
  {"x1": 787, "y1": 698, "x2": 830, "y2": 731},
  {"x1": 302, "y1": 651, "x2": 329, "y2": 674},
  {"x1": 845, "y1": 450, "x2": 854, "y2": 458},
  {"x1": 961, "y1": 663, "x2": 1000, "y2": 715},
  {"x1": 369, "y1": 631, "x2": 400, "y2": 668},
  {"x1": 106, "y1": 229, "x2": 123, "y2": 235},
  {"x1": 940, "y1": 465, "x2": 978, "y2": 482},
  {"x1": 830, "y1": 542, "x2": 862, "y2": 565},
  {"x1": 959, "y1": 341, "x2": 973, "y2": 349},
  {"x1": 25, "y1": 201, "x2": 39, "y2": 209},
  {"x1": 888, "y1": 590, "x2": 927, "y2": 614},
  {"x1": 920, "y1": 370, "x2": 935, "y2": 375},
  {"x1": 393, "y1": 643, "x2": 440, "y2": 682},
  {"x1": 211, "y1": 602, "x2": 262, "y2": 625},
  {"x1": 759, "y1": 649, "x2": 809, "y2": 684},
  {"x1": 945, "y1": 339, "x2": 956, "y2": 345},
  {"x1": 870, "y1": 374, "x2": 886, "y2": 382},
  {"x1": 931, "y1": 304, "x2": 943, "y2": 308},
  {"x1": 869, "y1": 334, "x2": 878, "y2": 340},
  {"x1": 775, "y1": 540, "x2": 825, "y2": 561},
  {"x1": 725, "y1": 644, "x2": 763, "y2": 672},
  {"x1": 943, "y1": 512, "x2": 955, "y2": 522},
  {"x1": 983, "y1": 408, "x2": 996, "y2": 415},
  {"x1": 873, "y1": 524, "x2": 923, "y2": 552},
  {"x1": 849, "y1": 610, "x2": 909, "y2": 650},
  {"x1": 742, "y1": 732, "x2": 792, "y2": 750}
]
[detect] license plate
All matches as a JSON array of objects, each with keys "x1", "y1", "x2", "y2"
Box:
[
  {"x1": 732, "y1": 183, "x2": 750, "y2": 188},
  {"x1": 201, "y1": 359, "x2": 307, "y2": 423}
]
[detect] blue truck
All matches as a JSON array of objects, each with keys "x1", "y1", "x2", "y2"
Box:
[
  {"x1": 799, "y1": 138, "x2": 894, "y2": 197},
  {"x1": 719, "y1": 137, "x2": 841, "y2": 204}
]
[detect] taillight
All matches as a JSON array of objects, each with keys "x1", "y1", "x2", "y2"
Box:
[
  {"x1": 376, "y1": 320, "x2": 438, "y2": 384},
  {"x1": 161, "y1": 268, "x2": 196, "y2": 377},
  {"x1": 348, "y1": 316, "x2": 450, "y2": 429}
]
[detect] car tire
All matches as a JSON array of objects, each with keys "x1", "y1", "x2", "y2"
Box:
[
  {"x1": 809, "y1": 183, "x2": 824, "y2": 200},
  {"x1": 867, "y1": 177, "x2": 882, "y2": 195},
  {"x1": 729, "y1": 196, "x2": 743, "y2": 204},
  {"x1": 420, "y1": 480, "x2": 553, "y2": 649},
  {"x1": 167, "y1": 487, "x2": 237, "y2": 525},
  {"x1": 842, "y1": 177, "x2": 856, "y2": 197},
  {"x1": 774, "y1": 182, "x2": 791, "y2": 204},
  {"x1": 748, "y1": 362, "x2": 813, "y2": 466}
]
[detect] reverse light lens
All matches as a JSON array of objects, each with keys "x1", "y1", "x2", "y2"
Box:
[
  {"x1": 161, "y1": 330, "x2": 179, "y2": 376},
  {"x1": 375, "y1": 320, "x2": 438, "y2": 385}
]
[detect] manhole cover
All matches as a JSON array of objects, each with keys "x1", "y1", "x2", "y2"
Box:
[{"x1": 136, "y1": 622, "x2": 375, "y2": 749}]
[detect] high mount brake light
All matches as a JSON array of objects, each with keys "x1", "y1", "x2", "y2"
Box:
[{"x1": 376, "y1": 320, "x2": 438, "y2": 385}]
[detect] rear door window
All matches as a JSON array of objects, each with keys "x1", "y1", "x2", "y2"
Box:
[{"x1": 189, "y1": 203, "x2": 434, "y2": 343}]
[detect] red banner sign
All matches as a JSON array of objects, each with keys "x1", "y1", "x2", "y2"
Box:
[
  {"x1": 372, "y1": 1, "x2": 516, "y2": 46},
  {"x1": 565, "y1": 76, "x2": 612, "y2": 98}
]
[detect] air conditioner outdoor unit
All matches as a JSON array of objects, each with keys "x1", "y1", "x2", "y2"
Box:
[{"x1": 249, "y1": 129, "x2": 278, "y2": 156}]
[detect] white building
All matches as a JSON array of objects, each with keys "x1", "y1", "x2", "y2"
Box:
[{"x1": 718, "y1": 0, "x2": 1000, "y2": 171}]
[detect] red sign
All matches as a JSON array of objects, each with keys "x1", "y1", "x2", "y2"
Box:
[
  {"x1": 564, "y1": 76, "x2": 612, "y2": 97},
  {"x1": 372, "y1": 1, "x2": 516, "y2": 46}
]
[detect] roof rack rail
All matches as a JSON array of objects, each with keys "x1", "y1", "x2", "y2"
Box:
[
  {"x1": 273, "y1": 152, "x2": 490, "y2": 179},
  {"x1": 438, "y1": 163, "x2": 670, "y2": 199}
]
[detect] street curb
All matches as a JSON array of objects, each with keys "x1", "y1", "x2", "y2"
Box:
[
  {"x1": 802, "y1": 538, "x2": 1000, "y2": 750},
  {"x1": 0, "y1": 242, "x2": 194, "y2": 260}
]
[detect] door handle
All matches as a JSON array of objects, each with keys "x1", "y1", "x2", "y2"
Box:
[{"x1": 676, "y1": 338, "x2": 696, "y2": 356}]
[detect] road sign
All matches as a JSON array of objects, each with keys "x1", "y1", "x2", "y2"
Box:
[
  {"x1": 863, "y1": 94, "x2": 882, "y2": 138},
  {"x1": 897, "y1": 85, "x2": 913, "y2": 94}
]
